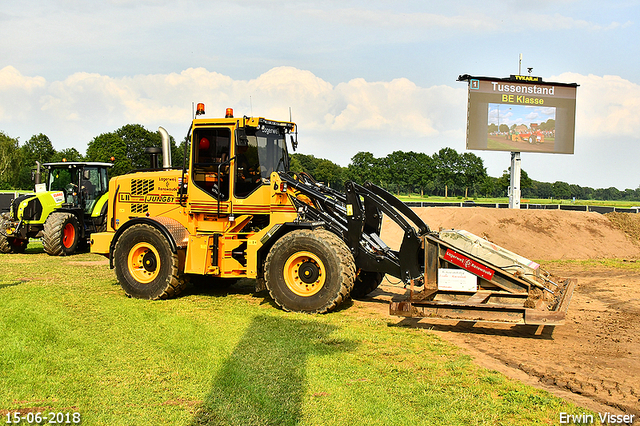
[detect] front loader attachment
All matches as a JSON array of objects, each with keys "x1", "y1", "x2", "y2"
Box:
[
  {"x1": 390, "y1": 230, "x2": 576, "y2": 326},
  {"x1": 277, "y1": 172, "x2": 575, "y2": 326}
]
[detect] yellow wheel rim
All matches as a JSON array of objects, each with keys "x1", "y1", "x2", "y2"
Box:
[
  {"x1": 128, "y1": 242, "x2": 160, "y2": 284},
  {"x1": 283, "y1": 251, "x2": 326, "y2": 297}
]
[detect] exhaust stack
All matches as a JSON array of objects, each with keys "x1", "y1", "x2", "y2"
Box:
[{"x1": 158, "y1": 126, "x2": 171, "y2": 168}]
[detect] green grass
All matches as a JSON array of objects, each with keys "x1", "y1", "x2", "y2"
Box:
[{"x1": 0, "y1": 243, "x2": 590, "y2": 425}]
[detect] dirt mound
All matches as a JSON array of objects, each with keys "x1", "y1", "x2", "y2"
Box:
[{"x1": 381, "y1": 207, "x2": 640, "y2": 260}]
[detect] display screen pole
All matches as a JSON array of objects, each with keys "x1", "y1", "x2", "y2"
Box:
[{"x1": 509, "y1": 152, "x2": 521, "y2": 209}]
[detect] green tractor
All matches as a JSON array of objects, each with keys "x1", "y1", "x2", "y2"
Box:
[{"x1": 0, "y1": 162, "x2": 113, "y2": 255}]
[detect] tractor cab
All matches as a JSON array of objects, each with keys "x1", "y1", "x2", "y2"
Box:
[{"x1": 44, "y1": 162, "x2": 110, "y2": 214}]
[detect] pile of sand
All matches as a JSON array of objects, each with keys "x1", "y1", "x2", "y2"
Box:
[{"x1": 380, "y1": 207, "x2": 640, "y2": 261}]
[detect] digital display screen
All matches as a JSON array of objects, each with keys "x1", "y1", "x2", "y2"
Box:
[{"x1": 462, "y1": 76, "x2": 577, "y2": 154}]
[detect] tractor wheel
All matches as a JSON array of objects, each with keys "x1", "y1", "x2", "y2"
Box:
[
  {"x1": 350, "y1": 270, "x2": 384, "y2": 299},
  {"x1": 264, "y1": 229, "x2": 356, "y2": 313},
  {"x1": 43, "y1": 212, "x2": 80, "y2": 256},
  {"x1": 0, "y1": 233, "x2": 28, "y2": 254},
  {"x1": 113, "y1": 223, "x2": 187, "y2": 300}
]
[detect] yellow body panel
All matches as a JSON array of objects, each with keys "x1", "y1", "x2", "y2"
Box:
[{"x1": 91, "y1": 115, "x2": 299, "y2": 281}]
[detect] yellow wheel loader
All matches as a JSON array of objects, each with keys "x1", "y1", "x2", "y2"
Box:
[{"x1": 91, "y1": 105, "x2": 574, "y2": 324}]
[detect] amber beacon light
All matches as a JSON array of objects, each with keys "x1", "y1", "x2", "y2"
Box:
[
  {"x1": 196, "y1": 103, "x2": 205, "y2": 116},
  {"x1": 225, "y1": 108, "x2": 234, "y2": 118}
]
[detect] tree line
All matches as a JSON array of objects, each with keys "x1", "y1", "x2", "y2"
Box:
[{"x1": 1, "y1": 125, "x2": 639, "y2": 201}]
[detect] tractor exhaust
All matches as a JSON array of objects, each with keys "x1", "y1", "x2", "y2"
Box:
[{"x1": 158, "y1": 126, "x2": 172, "y2": 168}]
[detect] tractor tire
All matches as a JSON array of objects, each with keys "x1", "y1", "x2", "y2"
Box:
[
  {"x1": 43, "y1": 212, "x2": 80, "y2": 256},
  {"x1": 0, "y1": 233, "x2": 28, "y2": 254},
  {"x1": 350, "y1": 270, "x2": 384, "y2": 299},
  {"x1": 113, "y1": 223, "x2": 187, "y2": 300},
  {"x1": 264, "y1": 229, "x2": 356, "y2": 313}
]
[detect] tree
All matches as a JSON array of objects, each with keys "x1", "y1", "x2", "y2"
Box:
[
  {"x1": 552, "y1": 181, "x2": 571, "y2": 199},
  {"x1": 431, "y1": 148, "x2": 461, "y2": 197},
  {"x1": 52, "y1": 147, "x2": 84, "y2": 162},
  {"x1": 85, "y1": 124, "x2": 178, "y2": 177},
  {"x1": 86, "y1": 132, "x2": 130, "y2": 176},
  {"x1": 21, "y1": 133, "x2": 56, "y2": 165},
  {"x1": 459, "y1": 152, "x2": 487, "y2": 197},
  {"x1": 498, "y1": 168, "x2": 532, "y2": 197},
  {"x1": 290, "y1": 153, "x2": 345, "y2": 189},
  {"x1": 478, "y1": 175, "x2": 498, "y2": 197},
  {"x1": 384, "y1": 151, "x2": 413, "y2": 194},
  {"x1": 0, "y1": 132, "x2": 21, "y2": 189},
  {"x1": 412, "y1": 152, "x2": 434, "y2": 197},
  {"x1": 346, "y1": 152, "x2": 382, "y2": 186},
  {"x1": 314, "y1": 159, "x2": 344, "y2": 189}
]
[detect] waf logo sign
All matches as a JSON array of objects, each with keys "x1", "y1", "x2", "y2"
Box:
[{"x1": 444, "y1": 249, "x2": 495, "y2": 280}]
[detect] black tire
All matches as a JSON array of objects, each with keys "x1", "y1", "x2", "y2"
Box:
[
  {"x1": 350, "y1": 270, "x2": 384, "y2": 299},
  {"x1": 264, "y1": 229, "x2": 355, "y2": 313},
  {"x1": 113, "y1": 223, "x2": 187, "y2": 300},
  {"x1": 0, "y1": 232, "x2": 28, "y2": 254},
  {"x1": 43, "y1": 212, "x2": 80, "y2": 256}
]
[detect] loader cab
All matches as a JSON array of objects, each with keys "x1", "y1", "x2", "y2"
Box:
[{"x1": 190, "y1": 112, "x2": 293, "y2": 203}]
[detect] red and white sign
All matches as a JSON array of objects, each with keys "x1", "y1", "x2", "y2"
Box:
[{"x1": 444, "y1": 249, "x2": 495, "y2": 280}]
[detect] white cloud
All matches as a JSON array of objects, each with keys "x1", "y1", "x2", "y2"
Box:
[
  {"x1": 2, "y1": 65, "x2": 640, "y2": 189},
  {"x1": 554, "y1": 72, "x2": 640, "y2": 138}
]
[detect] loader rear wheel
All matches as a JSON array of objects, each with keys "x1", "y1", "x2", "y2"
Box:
[
  {"x1": 350, "y1": 270, "x2": 384, "y2": 299},
  {"x1": 113, "y1": 224, "x2": 187, "y2": 300},
  {"x1": 43, "y1": 212, "x2": 80, "y2": 256},
  {"x1": 264, "y1": 229, "x2": 355, "y2": 313}
]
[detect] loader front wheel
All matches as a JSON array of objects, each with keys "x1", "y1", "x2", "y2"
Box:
[
  {"x1": 113, "y1": 224, "x2": 187, "y2": 300},
  {"x1": 265, "y1": 229, "x2": 355, "y2": 313},
  {"x1": 350, "y1": 270, "x2": 384, "y2": 299},
  {"x1": 43, "y1": 212, "x2": 80, "y2": 256}
]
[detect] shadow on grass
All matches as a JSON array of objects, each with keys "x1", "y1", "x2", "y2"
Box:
[
  {"x1": 392, "y1": 317, "x2": 556, "y2": 339},
  {"x1": 0, "y1": 281, "x2": 23, "y2": 290},
  {"x1": 190, "y1": 314, "x2": 354, "y2": 426}
]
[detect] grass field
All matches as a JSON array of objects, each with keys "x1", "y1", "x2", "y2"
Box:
[
  {"x1": 0, "y1": 243, "x2": 590, "y2": 425},
  {"x1": 397, "y1": 194, "x2": 640, "y2": 208}
]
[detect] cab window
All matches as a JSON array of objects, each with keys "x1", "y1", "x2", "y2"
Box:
[{"x1": 192, "y1": 128, "x2": 231, "y2": 200}]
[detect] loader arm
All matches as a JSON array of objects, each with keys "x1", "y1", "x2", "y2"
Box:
[{"x1": 278, "y1": 172, "x2": 429, "y2": 283}]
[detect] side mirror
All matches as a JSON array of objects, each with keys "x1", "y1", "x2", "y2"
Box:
[
  {"x1": 290, "y1": 135, "x2": 298, "y2": 151},
  {"x1": 236, "y1": 128, "x2": 249, "y2": 147}
]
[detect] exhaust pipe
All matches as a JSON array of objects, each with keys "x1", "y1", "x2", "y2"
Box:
[{"x1": 158, "y1": 126, "x2": 172, "y2": 168}]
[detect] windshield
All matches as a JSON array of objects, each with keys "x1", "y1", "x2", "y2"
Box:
[
  {"x1": 235, "y1": 124, "x2": 289, "y2": 198},
  {"x1": 249, "y1": 124, "x2": 289, "y2": 179},
  {"x1": 48, "y1": 166, "x2": 79, "y2": 192}
]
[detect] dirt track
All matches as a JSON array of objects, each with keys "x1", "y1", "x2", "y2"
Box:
[{"x1": 360, "y1": 208, "x2": 640, "y2": 416}]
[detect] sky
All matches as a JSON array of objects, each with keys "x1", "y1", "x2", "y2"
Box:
[{"x1": 1, "y1": 0, "x2": 640, "y2": 190}]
